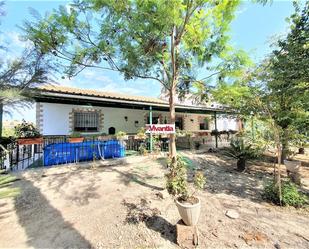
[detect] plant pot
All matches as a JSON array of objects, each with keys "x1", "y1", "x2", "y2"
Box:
[
  {"x1": 117, "y1": 135, "x2": 129, "y2": 140},
  {"x1": 18, "y1": 137, "x2": 43, "y2": 145},
  {"x1": 175, "y1": 196, "x2": 201, "y2": 226},
  {"x1": 298, "y1": 147, "x2": 305, "y2": 154},
  {"x1": 68, "y1": 137, "x2": 84, "y2": 143},
  {"x1": 284, "y1": 160, "x2": 301, "y2": 173},
  {"x1": 237, "y1": 158, "x2": 246, "y2": 172}
]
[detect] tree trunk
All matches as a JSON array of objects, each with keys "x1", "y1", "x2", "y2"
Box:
[
  {"x1": 275, "y1": 142, "x2": 282, "y2": 205},
  {"x1": 0, "y1": 102, "x2": 3, "y2": 138},
  {"x1": 169, "y1": 87, "x2": 177, "y2": 163},
  {"x1": 281, "y1": 128, "x2": 289, "y2": 162}
]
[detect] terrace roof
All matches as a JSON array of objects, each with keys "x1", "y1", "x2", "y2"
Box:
[{"x1": 35, "y1": 85, "x2": 229, "y2": 114}]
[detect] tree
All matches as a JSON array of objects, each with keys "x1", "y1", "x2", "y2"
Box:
[
  {"x1": 0, "y1": 2, "x2": 53, "y2": 138},
  {"x1": 24, "y1": 0, "x2": 260, "y2": 162},
  {"x1": 212, "y1": 1, "x2": 309, "y2": 204},
  {"x1": 267, "y1": 1, "x2": 309, "y2": 160}
]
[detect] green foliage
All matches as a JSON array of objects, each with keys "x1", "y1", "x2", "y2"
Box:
[
  {"x1": 2, "y1": 127, "x2": 15, "y2": 137},
  {"x1": 194, "y1": 171, "x2": 206, "y2": 190},
  {"x1": 115, "y1": 131, "x2": 127, "y2": 140},
  {"x1": 0, "y1": 136, "x2": 15, "y2": 147},
  {"x1": 212, "y1": 2, "x2": 309, "y2": 158},
  {"x1": 263, "y1": 180, "x2": 308, "y2": 208},
  {"x1": 23, "y1": 0, "x2": 251, "y2": 99},
  {"x1": 166, "y1": 155, "x2": 205, "y2": 200},
  {"x1": 138, "y1": 143, "x2": 148, "y2": 155},
  {"x1": 69, "y1": 132, "x2": 82, "y2": 138},
  {"x1": 166, "y1": 155, "x2": 188, "y2": 197},
  {"x1": 0, "y1": 170, "x2": 19, "y2": 199},
  {"x1": 224, "y1": 138, "x2": 259, "y2": 161},
  {"x1": 14, "y1": 120, "x2": 40, "y2": 138},
  {"x1": 136, "y1": 127, "x2": 146, "y2": 140},
  {"x1": 147, "y1": 135, "x2": 161, "y2": 153},
  {"x1": 210, "y1": 129, "x2": 220, "y2": 136},
  {"x1": 176, "y1": 129, "x2": 193, "y2": 138}
]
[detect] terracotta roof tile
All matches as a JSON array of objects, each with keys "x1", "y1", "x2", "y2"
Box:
[{"x1": 39, "y1": 85, "x2": 167, "y2": 104}]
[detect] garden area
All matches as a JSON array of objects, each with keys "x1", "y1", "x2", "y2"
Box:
[
  {"x1": 0, "y1": 150, "x2": 308, "y2": 248},
  {"x1": 0, "y1": 0, "x2": 309, "y2": 248}
]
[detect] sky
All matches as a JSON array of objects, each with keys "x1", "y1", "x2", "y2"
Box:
[{"x1": 1, "y1": 0, "x2": 297, "y2": 122}]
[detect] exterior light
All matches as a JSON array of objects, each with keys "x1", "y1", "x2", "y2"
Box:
[{"x1": 124, "y1": 116, "x2": 128, "y2": 121}]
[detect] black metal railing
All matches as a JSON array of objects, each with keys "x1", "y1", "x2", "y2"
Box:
[
  {"x1": 0, "y1": 135, "x2": 170, "y2": 171},
  {"x1": 0, "y1": 133, "x2": 236, "y2": 171}
]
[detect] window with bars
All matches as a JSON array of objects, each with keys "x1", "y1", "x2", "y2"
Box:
[{"x1": 74, "y1": 112, "x2": 99, "y2": 132}]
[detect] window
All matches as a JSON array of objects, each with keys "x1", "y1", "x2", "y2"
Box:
[
  {"x1": 147, "y1": 116, "x2": 160, "y2": 124},
  {"x1": 74, "y1": 112, "x2": 99, "y2": 132},
  {"x1": 199, "y1": 117, "x2": 209, "y2": 130},
  {"x1": 175, "y1": 116, "x2": 183, "y2": 130}
]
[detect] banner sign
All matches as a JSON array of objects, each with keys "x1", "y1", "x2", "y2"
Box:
[{"x1": 145, "y1": 124, "x2": 175, "y2": 134}]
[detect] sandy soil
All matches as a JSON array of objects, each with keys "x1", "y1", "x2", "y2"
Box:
[{"x1": 0, "y1": 152, "x2": 308, "y2": 249}]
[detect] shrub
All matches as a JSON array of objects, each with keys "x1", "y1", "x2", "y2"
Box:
[
  {"x1": 223, "y1": 138, "x2": 259, "y2": 171},
  {"x1": 136, "y1": 127, "x2": 146, "y2": 139},
  {"x1": 115, "y1": 131, "x2": 127, "y2": 140},
  {"x1": 138, "y1": 143, "x2": 148, "y2": 155},
  {"x1": 14, "y1": 120, "x2": 40, "y2": 138},
  {"x1": 263, "y1": 180, "x2": 308, "y2": 208},
  {"x1": 166, "y1": 155, "x2": 188, "y2": 196},
  {"x1": 210, "y1": 129, "x2": 220, "y2": 137},
  {"x1": 69, "y1": 132, "x2": 82, "y2": 138},
  {"x1": 166, "y1": 155, "x2": 205, "y2": 200}
]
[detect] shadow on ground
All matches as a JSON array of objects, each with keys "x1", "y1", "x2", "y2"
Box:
[
  {"x1": 165, "y1": 151, "x2": 274, "y2": 203},
  {"x1": 122, "y1": 199, "x2": 176, "y2": 244},
  {"x1": 14, "y1": 179, "x2": 92, "y2": 248},
  {"x1": 39, "y1": 168, "x2": 101, "y2": 206},
  {"x1": 104, "y1": 166, "x2": 164, "y2": 191}
]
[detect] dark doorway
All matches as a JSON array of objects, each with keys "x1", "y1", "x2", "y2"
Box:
[
  {"x1": 175, "y1": 116, "x2": 183, "y2": 130},
  {"x1": 108, "y1": 127, "x2": 116, "y2": 135}
]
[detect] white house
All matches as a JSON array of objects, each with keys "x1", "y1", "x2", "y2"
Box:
[{"x1": 34, "y1": 85, "x2": 241, "y2": 136}]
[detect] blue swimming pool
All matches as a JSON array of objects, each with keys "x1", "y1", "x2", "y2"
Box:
[{"x1": 43, "y1": 140, "x2": 125, "y2": 166}]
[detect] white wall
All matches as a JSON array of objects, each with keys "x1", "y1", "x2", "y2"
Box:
[
  {"x1": 40, "y1": 103, "x2": 147, "y2": 135},
  {"x1": 39, "y1": 103, "x2": 239, "y2": 135},
  {"x1": 42, "y1": 103, "x2": 71, "y2": 135},
  {"x1": 216, "y1": 116, "x2": 238, "y2": 131},
  {"x1": 103, "y1": 108, "x2": 146, "y2": 134}
]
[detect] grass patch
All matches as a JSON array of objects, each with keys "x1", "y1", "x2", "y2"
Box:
[{"x1": 0, "y1": 171, "x2": 20, "y2": 199}]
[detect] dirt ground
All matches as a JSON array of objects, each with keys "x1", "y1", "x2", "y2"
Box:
[{"x1": 0, "y1": 151, "x2": 309, "y2": 249}]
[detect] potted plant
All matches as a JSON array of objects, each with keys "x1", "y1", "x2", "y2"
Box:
[
  {"x1": 166, "y1": 155, "x2": 206, "y2": 226},
  {"x1": 135, "y1": 128, "x2": 147, "y2": 140},
  {"x1": 68, "y1": 132, "x2": 84, "y2": 143},
  {"x1": 115, "y1": 131, "x2": 128, "y2": 140},
  {"x1": 138, "y1": 143, "x2": 148, "y2": 156},
  {"x1": 194, "y1": 141, "x2": 201, "y2": 150},
  {"x1": 210, "y1": 129, "x2": 220, "y2": 137},
  {"x1": 223, "y1": 138, "x2": 258, "y2": 172},
  {"x1": 14, "y1": 120, "x2": 43, "y2": 145}
]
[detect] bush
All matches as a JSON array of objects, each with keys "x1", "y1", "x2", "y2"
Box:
[
  {"x1": 14, "y1": 120, "x2": 40, "y2": 138},
  {"x1": 263, "y1": 180, "x2": 308, "y2": 208},
  {"x1": 166, "y1": 155, "x2": 205, "y2": 200},
  {"x1": 166, "y1": 155, "x2": 188, "y2": 196},
  {"x1": 138, "y1": 143, "x2": 148, "y2": 155},
  {"x1": 0, "y1": 137, "x2": 15, "y2": 148},
  {"x1": 69, "y1": 132, "x2": 82, "y2": 138},
  {"x1": 223, "y1": 138, "x2": 259, "y2": 171},
  {"x1": 115, "y1": 131, "x2": 127, "y2": 140}
]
